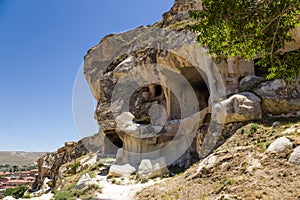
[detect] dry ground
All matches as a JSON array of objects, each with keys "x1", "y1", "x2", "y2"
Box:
[{"x1": 136, "y1": 118, "x2": 300, "y2": 200}]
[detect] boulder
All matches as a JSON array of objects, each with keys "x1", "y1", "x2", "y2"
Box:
[
  {"x1": 266, "y1": 137, "x2": 293, "y2": 153},
  {"x1": 272, "y1": 121, "x2": 281, "y2": 128},
  {"x1": 253, "y1": 79, "x2": 300, "y2": 115},
  {"x1": 288, "y1": 146, "x2": 300, "y2": 165},
  {"x1": 239, "y1": 75, "x2": 264, "y2": 91},
  {"x1": 137, "y1": 157, "x2": 169, "y2": 179},
  {"x1": 76, "y1": 173, "x2": 92, "y2": 190},
  {"x1": 216, "y1": 92, "x2": 262, "y2": 124},
  {"x1": 108, "y1": 163, "x2": 136, "y2": 177}
]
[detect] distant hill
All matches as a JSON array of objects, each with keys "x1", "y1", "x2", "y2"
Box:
[{"x1": 0, "y1": 151, "x2": 47, "y2": 166}]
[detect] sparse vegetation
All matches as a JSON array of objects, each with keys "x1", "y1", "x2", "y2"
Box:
[
  {"x1": 136, "y1": 118, "x2": 300, "y2": 199},
  {"x1": 217, "y1": 178, "x2": 235, "y2": 193},
  {"x1": 0, "y1": 164, "x2": 38, "y2": 172},
  {"x1": 68, "y1": 162, "x2": 81, "y2": 175},
  {"x1": 54, "y1": 180, "x2": 102, "y2": 200},
  {"x1": 141, "y1": 178, "x2": 149, "y2": 184},
  {"x1": 3, "y1": 185, "x2": 29, "y2": 199},
  {"x1": 160, "y1": 173, "x2": 169, "y2": 179},
  {"x1": 249, "y1": 124, "x2": 259, "y2": 135},
  {"x1": 55, "y1": 190, "x2": 75, "y2": 200},
  {"x1": 53, "y1": 156, "x2": 108, "y2": 200},
  {"x1": 88, "y1": 171, "x2": 96, "y2": 179}
]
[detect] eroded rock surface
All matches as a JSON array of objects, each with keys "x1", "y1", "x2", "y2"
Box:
[
  {"x1": 253, "y1": 79, "x2": 300, "y2": 115},
  {"x1": 83, "y1": 0, "x2": 300, "y2": 180},
  {"x1": 36, "y1": 142, "x2": 88, "y2": 190},
  {"x1": 216, "y1": 92, "x2": 262, "y2": 124},
  {"x1": 239, "y1": 75, "x2": 264, "y2": 91}
]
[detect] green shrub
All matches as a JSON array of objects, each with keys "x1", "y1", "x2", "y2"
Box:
[
  {"x1": 68, "y1": 162, "x2": 81, "y2": 174},
  {"x1": 23, "y1": 193, "x2": 32, "y2": 199},
  {"x1": 249, "y1": 124, "x2": 259, "y2": 135},
  {"x1": 88, "y1": 171, "x2": 96, "y2": 179},
  {"x1": 4, "y1": 185, "x2": 28, "y2": 199},
  {"x1": 141, "y1": 178, "x2": 149, "y2": 184},
  {"x1": 55, "y1": 190, "x2": 75, "y2": 200},
  {"x1": 88, "y1": 183, "x2": 100, "y2": 191}
]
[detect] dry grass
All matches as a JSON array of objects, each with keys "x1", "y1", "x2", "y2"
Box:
[{"x1": 136, "y1": 118, "x2": 300, "y2": 200}]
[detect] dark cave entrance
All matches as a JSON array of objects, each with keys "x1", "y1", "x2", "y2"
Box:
[{"x1": 170, "y1": 66, "x2": 210, "y2": 120}]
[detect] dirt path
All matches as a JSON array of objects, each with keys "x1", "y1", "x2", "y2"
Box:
[{"x1": 96, "y1": 175, "x2": 163, "y2": 200}]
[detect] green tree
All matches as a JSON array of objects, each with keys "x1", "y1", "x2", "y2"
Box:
[
  {"x1": 188, "y1": 0, "x2": 300, "y2": 81},
  {"x1": 12, "y1": 165, "x2": 18, "y2": 173}
]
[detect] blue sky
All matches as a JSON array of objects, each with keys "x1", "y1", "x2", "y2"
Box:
[{"x1": 0, "y1": 0, "x2": 173, "y2": 152}]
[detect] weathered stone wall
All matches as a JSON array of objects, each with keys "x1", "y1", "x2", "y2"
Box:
[{"x1": 82, "y1": 0, "x2": 300, "y2": 178}]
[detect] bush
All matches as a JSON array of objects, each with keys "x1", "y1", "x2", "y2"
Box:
[
  {"x1": 55, "y1": 190, "x2": 75, "y2": 200},
  {"x1": 68, "y1": 162, "x2": 81, "y2": 174},
  {"x1": 141, "y1": 178, "x2": 149, "y2": 184},
  {"x1": 249, "y1": 124, "x2": 259, "y2": 135},
  {"x1": 4, "y1": 185, "x2": 28, "y2": 199}
]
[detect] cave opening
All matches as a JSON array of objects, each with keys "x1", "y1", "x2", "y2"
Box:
[
  {"x1": 169, "y1": 66, "x2": 210, "y2": 120},
  {"x1": 128, "y1": 66, "x2": 210, "y2": 124},
  {"x1": 106, "y1": 131, "x2": 123, "y2": 148}
]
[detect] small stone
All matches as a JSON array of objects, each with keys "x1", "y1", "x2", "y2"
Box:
[
  {"x1": 266, "y1": 137, "x2": 293, "y2": 153},
  {"x1": 109, "y1": 163, "x2": 136, "y2": 177},
  {"x1": 272, "y1": 121, "x2": 281, "y2": 127},
  {"x1": 215, "y1": 194, "x2": 238, "y2": 200},
  {"x1": 282, "y1": 127, "x2": 299, "y2": 135},
  {"x1": 288, "y1": 146, "x2": 300, "y2": 165},
  {"x1": 197, "y1": 155, "x2": 217, "y2": 173},
  {"x1": 76, "y1": 173, "x2": 92, "y2": 190}
]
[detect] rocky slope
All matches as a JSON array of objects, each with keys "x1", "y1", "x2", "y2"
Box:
[
  {"x1": 136, "y1": 118, "x2": 300, "y2": 200},
  {"x1": 35, "y1": 141, "x2": 88, "y2": 190},
  {"x1": 28, "y1": 118, "x2": 300, "y2": 200}
]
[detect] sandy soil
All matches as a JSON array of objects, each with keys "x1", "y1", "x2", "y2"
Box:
[{"x1": 96, "y1": 175, "x2": 163, "y2": 200}]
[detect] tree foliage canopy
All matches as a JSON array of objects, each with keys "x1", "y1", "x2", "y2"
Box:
[{"x1": 188, "y1": 0, "x2": 300, "y2": 81}]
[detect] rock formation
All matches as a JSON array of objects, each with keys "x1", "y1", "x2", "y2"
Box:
[
  {"x1": 83, "y1": 0, "x2": 300, "y2": 178},
  {"x1": 35, "y1": 141, "x2": 88, "y2": 190}
]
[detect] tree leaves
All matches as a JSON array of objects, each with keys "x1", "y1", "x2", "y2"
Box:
[{"x1": 188, "y1": 0, "x2": 300, "y2": 81}]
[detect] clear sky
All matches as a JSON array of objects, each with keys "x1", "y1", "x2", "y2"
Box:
[{"x1": 0, "y1": 0, "x2": 174, "y2": 152}]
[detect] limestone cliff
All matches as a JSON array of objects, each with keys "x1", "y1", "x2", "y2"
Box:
[
  {"x1": 83, "y1": 0, "x2": 300, "y2": 178},
  {"x1": 34, "y1": 141, "x2": 88, "y2": 190}
]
